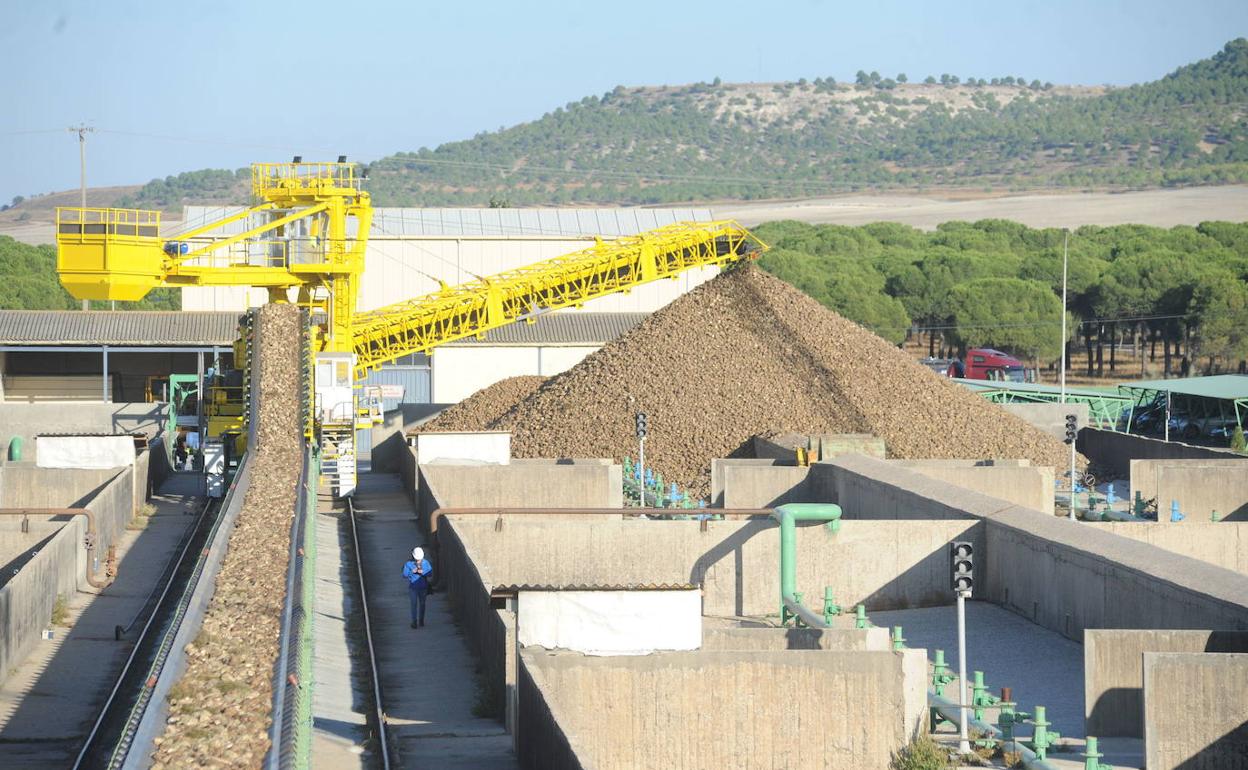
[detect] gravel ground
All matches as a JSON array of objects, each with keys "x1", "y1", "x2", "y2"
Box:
[
  {"x1": 151, "y1": 304, "x2": 303, "y2": 769},
  {"x1": 427, "y1": 265, "x2": 1075, "y2": 499}
]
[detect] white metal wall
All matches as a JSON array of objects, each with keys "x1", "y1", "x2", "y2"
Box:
[
  {"x1": 431, "y1": 345, "x2": 599, "y2": 403},
  {"x1": 182, "y1": 238, "x2": 718, "y2": 313}
]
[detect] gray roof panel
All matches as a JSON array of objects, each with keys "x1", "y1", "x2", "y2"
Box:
[
  {"x1": 445, "y1": 312, "x2": 646, "y2": 346},
  {"x1": 0, "y1": 311, "x2": 241, "y2": 346}
]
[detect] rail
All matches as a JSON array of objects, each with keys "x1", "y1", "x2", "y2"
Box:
[
  {"x1": 346, "y1": 495, "x2": 394, "y2": 769},
  {"x1": 266, "y1": 445, "x2": 317, "y2": 769},
  {"x1": 70, "y1": 498, "x2": 217, "y2": 768}
]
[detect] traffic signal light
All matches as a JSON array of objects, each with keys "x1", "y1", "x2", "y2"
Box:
[
  {"x1": 951, "y1": 541, "x2": 974, "y2": 594},
  {"x1": 1064, "y1": 414, "x2": 1078, "y2": 445},
  {"x1": 635, "y1": 411, "x2": 648, "y2": 439}
]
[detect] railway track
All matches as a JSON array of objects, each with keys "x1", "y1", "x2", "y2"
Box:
[
  {"x1": 69, "y1": 492, "x2": 225, "y2": 770},
  {"x1": 345, "y1": 494, "x2": 395, "y2": 770}
]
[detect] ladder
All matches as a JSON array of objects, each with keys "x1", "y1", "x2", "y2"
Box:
[{"x1": 320, "y1": 422, "x2": 357, "y2": 497}]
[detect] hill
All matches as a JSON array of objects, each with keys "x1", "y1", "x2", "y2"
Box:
[{"x1": 112, "y1": 39, "x2": 1248, "y2": 209}]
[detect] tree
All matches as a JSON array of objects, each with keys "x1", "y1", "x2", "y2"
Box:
[
  {"x1": 896, "y1": 73, "x2": 908, "y2": 83},
  {"x1": 10, "y1": 195, "x2": 24, "y2": 207},
  {"x1": 856, "y1": 70, "x2": 870, "y2": 87},
  {"x1": 923, "y1": 75, "x2": 937, "y2": 84},
  {"x1": 1188, "y1": 273, "x2": 1248, "y2": 369},
  {"x1": 946, "y1": 278, "x2": 1065, "y2": 360},
  {"x1": 712, "y1": 76, "x2": 722, "y2": 87}
]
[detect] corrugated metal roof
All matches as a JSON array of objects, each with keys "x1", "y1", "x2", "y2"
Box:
[
  {"x1": 1118, "y1": 375, "x2": 1248, "y2": 401},
  {"x1": 181, "y1": 206, "x2": 714, "y2": 239},
  {"x1": 0, "y1": 311, "x2": 241, "y2": 346},
  {"x1": 445, "y1": 312, "x2": 646, "y2": 346}
]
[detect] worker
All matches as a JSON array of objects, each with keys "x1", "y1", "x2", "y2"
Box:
[
  {"x1": 402, "y1": 546, "x2": 433, "y2": 629},
  {"x1": 174, "y1": 432, "x2": 188, "y2": 470}
]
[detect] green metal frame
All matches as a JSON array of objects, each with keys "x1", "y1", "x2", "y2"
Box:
[{"x1": 954, "y1": 379, "x2": 1134, "y2": 429}]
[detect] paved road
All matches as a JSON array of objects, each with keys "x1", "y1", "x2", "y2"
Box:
[{"x1": 715, "y1": 185, "x2": 1248, "y2": 229}]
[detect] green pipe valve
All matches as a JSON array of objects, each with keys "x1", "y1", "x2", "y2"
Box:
[
  {"x1": 854, "y1": 604, "x2": 868, "y2": 629},
  {"x1": 931, "y1": 650, "x2": 955, "y2": 696},
  {"x1": 972, "y1": 670, "x2": 1000, "y2": 721},
  {"x1": 1083, "y1": 736, "x2": 1112, "y2": 770},
  {"x1": 822, "y1": 586, "x2": 840, "y2": 624},
  {"x1": 891, "y1": 625, "x2": 906, "y2": 651},
  {"x1": 1029, "y1": 705, "x2": 1061, "y2": 760}
]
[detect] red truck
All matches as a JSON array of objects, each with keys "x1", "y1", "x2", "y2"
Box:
[{"x1": 946, "y1": 348, "x2": 1029, "y2": 382}]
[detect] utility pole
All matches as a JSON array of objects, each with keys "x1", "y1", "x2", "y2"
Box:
[
  {"x1": 69, "y1": 124, "x2": 95, "y2": 311},
  {"x1": 1060, "y1": 230, "x2": 1069, "y2": 404}
]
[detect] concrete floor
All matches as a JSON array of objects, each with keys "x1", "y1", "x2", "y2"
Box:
[
  {"x1": 0, "y1": 475, "x2": 201, "y2": 769},
  {"x1": 311, "y1": 493, "x2": 373, "y2": 768},
  {"x1": 871, "y1": 602, "x2": 1085, "y2": 737},
  {"x1": 350, "y1": 473, "x2": 519, "y2": 769}
]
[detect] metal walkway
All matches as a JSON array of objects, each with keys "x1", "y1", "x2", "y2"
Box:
[{"x1": 328, "y1": 473, "x2": 518, "y2": 769}]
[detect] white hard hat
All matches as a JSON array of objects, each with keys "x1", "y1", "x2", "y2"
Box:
[{"x1": 413, "y1": 547, "x2": 424, "y2": 561}]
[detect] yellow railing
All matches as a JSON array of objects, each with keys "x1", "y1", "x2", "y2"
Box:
[
  {"x1": 251, "y1": 162, "x2": 360, "y2": 198},
  {"x1": 56, "y1": 207, "x2": 161, "y2": 237},
  {"x1": 349, "y1": 220, "x2": 766, "y2": 377}
]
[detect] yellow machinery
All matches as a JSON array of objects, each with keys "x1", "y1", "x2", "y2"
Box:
[{"x1": 56, "y1": 161, "x2": 767, "y2": 495}]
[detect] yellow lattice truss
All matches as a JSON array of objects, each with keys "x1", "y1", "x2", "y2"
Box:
[
  {"x1": 54, "y1": 161, "x2": 767, "y2": 373},
  {"x1": 349, "y1": 220, "x2": 766, "y2": 378}
]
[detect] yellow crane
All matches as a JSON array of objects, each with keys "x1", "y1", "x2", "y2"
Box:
[{"x1": 56, "y1": 161, "x2": 767, "y2": 494}]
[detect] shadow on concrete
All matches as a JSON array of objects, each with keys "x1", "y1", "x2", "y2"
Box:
[{"x1": 1173, "y1": 719, "x2": 1248, "y2": 769}]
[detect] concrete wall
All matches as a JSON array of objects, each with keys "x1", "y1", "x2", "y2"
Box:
[
  {"x1": 719, "y1": 463, "x2": 813, "y2": 509},
  {"x1": 768, "y1": 454, "x2": 1248, "y2": 641},
  {"x1": 0, "y1": 522, "x2": 81, "y2": 686},
  {"x1": 1079, "y1": 427, "x2": 1246, "y2": 479},
  {"x1": 417, "y1": 462, "x2": 623, "y2": 534},
  {"x1": 0, "y1": 465, "x2": 135, "y2": 686},
  {"x1": 443, "y1": 515, "x2": 984, "y2": 617},
  {"x1": 701, "y1": 625, "x2": 891, "y2": 652},
  {"x1": 1085, "y1": 630, "x2": 1248, "y2": 738},
  {"x1": 0, "y1": 464, "x2": 117, "y2": 508},
  {"x1": 902, "y1": 463, "x2": 1055, "y2": 516},
  {"x1": 815, "y1": 456, "x2": 990, "y2": 520},
  {"x1": 1144, "y1": 652, "x2": 1248, "y2": 770},
  {"x1": 367, "y1": 404, "x2": 447, "y2": 472},
  {"x1": 985, "y1": 507, "x2": 1248, "y2": 640},
  {"x1": 1130, "y1": 459, "x2": 1248, "y2": 521},
  {"x1": 0, "y1": 402, "x2": 165, "y2": 458},
  {"x1": 518, "y1": 648, "x2": 926, "y2": 770},
  {"x1": 1001, "y1": 402, "x2": 1089, "y2": 440},
  {"x1": 1091, "y1": 522, "x2": 1248, "y2": 574},
  {"x1": 753, "y1": 433, "x2": 886, "y2": 462}
]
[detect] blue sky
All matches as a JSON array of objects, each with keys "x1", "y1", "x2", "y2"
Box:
[{"x1": 1, "y1": 0, "x2": 1245, "y2": 204}]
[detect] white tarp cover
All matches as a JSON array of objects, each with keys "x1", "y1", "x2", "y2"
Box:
[
  {"x1": 36, "y1": 436, "x2": 135, "y2": 469},
  {"x1": 518, "y1": 589, "x2": 702, "y2": 656},
  {"x1": 416, "y1": 432, "x2": 510, "y2": 465}
]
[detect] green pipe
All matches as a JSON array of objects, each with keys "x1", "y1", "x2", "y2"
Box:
[
  {"x1": 771, "y1": 503, "x2": 843, "y2": 623},
  {"x1": 6, "y1": 436, "x2": 21, "y2": 462},
  {"x1": 855, "y1": 604, "x2": 867, "y2": 629},
  {"x1": 822, "y1": 586, "x2": 840, "y2": 625},
  {"x1": 929, "y1": 692, "x2": 1062, "y2": 770},
  {"x1": 891, "y1": 625, "x2": 906, "y2": 651}
]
